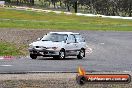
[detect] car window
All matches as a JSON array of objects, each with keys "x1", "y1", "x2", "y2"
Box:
[
  {"x1": 67, "y1": 34, "x2": 76, "y2": 43},
  {"x1": 41, "y1": 33, "x2": 67, "y2": 42},
  {"x1": 74, "y1": 34, "x2": 85, "y2": 42}
]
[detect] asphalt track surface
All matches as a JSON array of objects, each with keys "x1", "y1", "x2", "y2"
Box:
[{"x1": 0, "y1": 31, "x2": 132, "y2": 73}]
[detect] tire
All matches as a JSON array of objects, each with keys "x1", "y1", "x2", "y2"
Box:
[
  {"x1": 30, "y1": 54, "x2": 37, "y2": 59},
  {"x1": 59, "y1": 49, "x2": 65, "y2": 59},
  {"x1": 77, "y1": 49, "x2": 85, "y2": 59}
]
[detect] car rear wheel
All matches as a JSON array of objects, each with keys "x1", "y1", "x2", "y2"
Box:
[
  {"x1": 30, "y1": 54, "x2": 37, "y2": 59},
  {"x1": 77, "y1": 49, "x2": 85, "y2": 59}
]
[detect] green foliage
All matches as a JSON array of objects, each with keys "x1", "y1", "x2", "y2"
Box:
[
  {"x1": 0, "y1": 8, "x2": 132, "y2": 31},
  {"x1": 0, "y1": 42, "x2": 24, "y2": 56}
]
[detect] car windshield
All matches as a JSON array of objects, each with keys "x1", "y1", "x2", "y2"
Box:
[{"x1": 41, "y1": 33, "x2": 67, "y2": 42}]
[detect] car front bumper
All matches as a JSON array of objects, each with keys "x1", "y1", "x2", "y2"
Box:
[{"x1": 28, "y1": 48, "x2": 60, "y2": 56}]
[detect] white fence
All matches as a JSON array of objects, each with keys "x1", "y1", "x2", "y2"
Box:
[{"x1": 0, "y1": 1, "x2": 5, "y2": 5}]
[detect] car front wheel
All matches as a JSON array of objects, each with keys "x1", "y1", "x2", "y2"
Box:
[
  {"x1": 30, "y1": 54, "x2": 37, "y2": 59},
  {"x1": 59, "y1": 50, "x2": 65, "y2": 59}
]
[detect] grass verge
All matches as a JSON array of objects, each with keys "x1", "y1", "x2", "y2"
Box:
[
  {"x1": 0, "y1": 8, "x2": 132, "y2": 31},
  {"x1": 0, "y1": 42, "x2": 27, "y2": 56}
]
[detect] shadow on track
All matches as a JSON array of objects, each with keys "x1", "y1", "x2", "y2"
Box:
[{"x1": 35, "y1": 57, "x2": 83, "y2": 60}]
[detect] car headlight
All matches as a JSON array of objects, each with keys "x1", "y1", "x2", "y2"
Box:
[
  {"x1": 29, "y1": 44, "x2": 34, "y2": 48},
  {"x1": 52, "y1": 47, "x2": 58, "y2": 50}
]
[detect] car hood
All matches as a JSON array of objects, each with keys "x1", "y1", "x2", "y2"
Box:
[{"x1": 30, "y1": 41, "x2": 64, "y2": 47}]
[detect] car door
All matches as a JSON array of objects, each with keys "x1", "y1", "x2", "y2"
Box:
[
  {"x1": 65, "y1": 34, "x2": 77, "y2": 56},
  {"x1": 74, "y1": 34, "x2": 86, "y2": 50}
]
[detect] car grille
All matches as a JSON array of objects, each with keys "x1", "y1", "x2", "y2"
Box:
[
  {"x1": 36, "y1": 46, "x2": 46, "y2": 49},
  {"x1": 36, "y1": 46, "x2": 40, "y2": 48}
]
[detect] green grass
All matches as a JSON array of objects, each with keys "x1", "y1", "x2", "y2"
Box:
[
  {"x1": 0, "y1": 42, "x2": 26, "y2": 56},
  {"x1": 0, "y1": 8, "x2": 132, "y2": 31}
]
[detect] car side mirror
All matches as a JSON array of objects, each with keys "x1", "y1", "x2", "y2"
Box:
[{"x1": 37, "y1": 38, "x2": 41, "y2": 41}]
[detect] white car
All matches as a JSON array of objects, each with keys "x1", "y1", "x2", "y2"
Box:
[{"x1": 28, "y1": 32, "x2": 86, "y2": 59}]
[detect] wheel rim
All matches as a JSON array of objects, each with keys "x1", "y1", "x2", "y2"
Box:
[
  {"x1": 60, "y1": 51, "x2": 64, "y2": 59},
  {"x1": 80, "y1": 50, "x2": 84, "y2": 57}
]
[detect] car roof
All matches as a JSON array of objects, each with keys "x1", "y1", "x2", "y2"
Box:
[{"x1": 49, "y1": 32, "x2": 79, "y2": 35}]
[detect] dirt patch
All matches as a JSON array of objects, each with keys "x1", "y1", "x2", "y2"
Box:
[
  {"x1": 0, "y1": 29, "x2": 49, "y2": 44},
  {"x1": 0, "y1": 28, "x2": 81, "y2": 44}
]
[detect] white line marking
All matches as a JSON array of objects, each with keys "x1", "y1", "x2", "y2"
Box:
[
  {"x1": 100, "y1": 43, "x2": 105, "y2": 45},
  {"x1": 86, "y1": 48, "x2": 93, "y2": 54},
  {"x1": 0, "y1": 57, "x2": 4, "y2": 60},
  {"x1": 123, "y1": 71, "x2": 131, "y2": 73},
  {"x1": 4, "y1": 6, "x2": 132, "y2": 20},
  {"x1": 0, "y1": 56, "x2": 15, "y2": 60},
  {"x1": 0, "y1": 65, "x2": 12, "y2": 67},
  {"x1": 86, "y1": 44, "x2": 93, "y2": 54}
]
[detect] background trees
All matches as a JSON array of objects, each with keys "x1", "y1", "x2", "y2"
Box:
[{"x1": 5, "y1": 0, "x2": 132, "y2": 17}]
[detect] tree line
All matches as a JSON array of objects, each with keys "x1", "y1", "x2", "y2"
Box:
[{"x1": 4, "y1": 0, "x2": 132, "y2": 16}]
